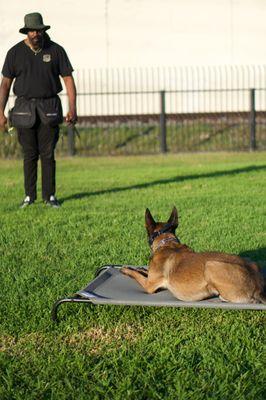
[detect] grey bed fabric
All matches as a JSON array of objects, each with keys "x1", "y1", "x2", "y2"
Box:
[{"x1": 77, "y1": 266, "x2": 266, "y2": 311}]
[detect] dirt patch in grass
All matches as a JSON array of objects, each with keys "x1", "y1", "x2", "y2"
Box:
[{"x1": 0, "y1": 324, "x2": 143, "y2": 356}]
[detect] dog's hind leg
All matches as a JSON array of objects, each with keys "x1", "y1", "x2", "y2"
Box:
[
  {"x1": 121, "y1": 267, "x2": 164, "y2": 294},
  {"x1": 205, "y1": 261, "x2": 257, "y2": 303}
]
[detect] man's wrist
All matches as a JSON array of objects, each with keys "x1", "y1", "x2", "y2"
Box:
[{"x1": 69, "y1": 107, "x2": 77, "y2": 114}]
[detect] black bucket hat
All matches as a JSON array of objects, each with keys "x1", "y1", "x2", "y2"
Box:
[{"x1": 19, "y1": 12, "x2": 50, "y2": 34}]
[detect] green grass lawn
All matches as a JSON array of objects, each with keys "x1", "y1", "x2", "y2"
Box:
[{"x1": 0, "y1": 152, "x2": 266, "y2": 400}]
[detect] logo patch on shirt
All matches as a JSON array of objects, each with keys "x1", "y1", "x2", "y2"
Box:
[{"x1": 43, "y1": 54, "x2": 51, "y2": 62}]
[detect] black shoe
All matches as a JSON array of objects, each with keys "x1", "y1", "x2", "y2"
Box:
[
  {"x1": 20, "y1": 196, "x2": 34, "y2": 209},
  {"x1": 45, "y1": 195, "x2": 60, "y2": 208}
]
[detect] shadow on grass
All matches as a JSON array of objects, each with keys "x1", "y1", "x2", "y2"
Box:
[
  {"x1": 239, "y1": 247, "x2": 266, "y2": 261},
  {"x1": 239, "y1": 248, "x2": 266, "y2": 277},
  {"x1": 60, "y1": 164, "x2": 266, "y2": 203}
]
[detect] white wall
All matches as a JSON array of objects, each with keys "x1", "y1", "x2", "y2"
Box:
[
  {"x1": 1, "y1": 0, "x2": 266, "y2": 70},
  {"x1": 2, "y1": 0, "x2": 266, "y2": 115}
]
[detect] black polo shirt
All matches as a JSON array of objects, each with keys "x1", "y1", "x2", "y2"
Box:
[{"x1": 2, "y1": 40, "x2": 74, "y2": 98}]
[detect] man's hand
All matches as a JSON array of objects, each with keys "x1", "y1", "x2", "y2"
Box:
[
  {"x1": 0, "y1": 77, "x2": 13, "y2": 132},
  {"x1": 62, "y1": 75, "x2": 77, "y2": 125},
  {"x1": 66, "y1": 110, "x2": 77, "y2": 125},
  {"x1": 0, "y1": 114, "x2": 7, "y2": 132}
]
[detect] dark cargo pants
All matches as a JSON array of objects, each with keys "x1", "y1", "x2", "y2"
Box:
[{"x1": 17, "y1": 113, "x2": 59, "y2": 201}]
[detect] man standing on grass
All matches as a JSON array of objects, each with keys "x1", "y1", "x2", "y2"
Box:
[{"x1": 0, "y1": 12, "x2": 77, "y2": 208}]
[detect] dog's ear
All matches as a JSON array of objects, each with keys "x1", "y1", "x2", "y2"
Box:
[
  {"x1": 145, "y1": 208, "x2": 156, "y2": 232},
  {"x1": 167, "y1": 206, "x2": 178, "y2": 229}
]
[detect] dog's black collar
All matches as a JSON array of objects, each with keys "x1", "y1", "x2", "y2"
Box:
[{"x1": 149, "y1": 223, "x2": 180, "y2": 246}]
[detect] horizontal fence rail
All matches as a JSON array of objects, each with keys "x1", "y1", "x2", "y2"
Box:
[{"x1": 2, "y1": 66, "x2": 266, "y2": 157}]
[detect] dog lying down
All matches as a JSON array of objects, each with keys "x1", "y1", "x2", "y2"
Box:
[{"x1": 122, "y1": 207, "x2": 266, "y2": 304}]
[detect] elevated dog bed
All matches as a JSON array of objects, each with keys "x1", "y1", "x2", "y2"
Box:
[{"x1": 51, "y1": 265, "x2": 266, "y2": 322}]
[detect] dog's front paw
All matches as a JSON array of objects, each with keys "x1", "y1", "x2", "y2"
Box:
[
  {"x1": 121, "y1": 266, "x2": 132, "y2": 276},
  {"x1": 137, "y1": 267, "x2": 148, "y2": 275}
]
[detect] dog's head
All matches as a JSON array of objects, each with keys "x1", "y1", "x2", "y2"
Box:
[{"x1": 145, "y1": 207, "x2": 179, "y2": 247}]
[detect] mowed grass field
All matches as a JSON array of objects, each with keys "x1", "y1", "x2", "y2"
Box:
[{"x1": 0, "y1": 152, "x2": 265, "y2": 400}]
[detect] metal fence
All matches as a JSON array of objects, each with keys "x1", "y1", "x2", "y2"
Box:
[{"x1": 2, "y1": 66, "x2": 266, "y2": 157}]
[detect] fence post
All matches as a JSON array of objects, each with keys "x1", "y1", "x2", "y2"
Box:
[
  {"x1": 249, "y1": 88, "x2": 256, "y2": 151},
  {"x1": 67, "y1": 124, "x2": 76, "y2": 156},
  {"x1": 159, "y1": 90, "x2": 167, "y2": 153}
]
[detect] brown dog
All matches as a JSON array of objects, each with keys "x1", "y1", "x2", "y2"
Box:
[{"x1": 122, "y1": 207, "x2": 266, "y2": 304}]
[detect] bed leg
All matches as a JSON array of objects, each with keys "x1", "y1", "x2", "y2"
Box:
[
  {"x1": 51, "y1": 298, "x2": 72, "y2": 322},
  {"x1": 51, "y1": 297, "x2": 93, "y2": 323}
]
